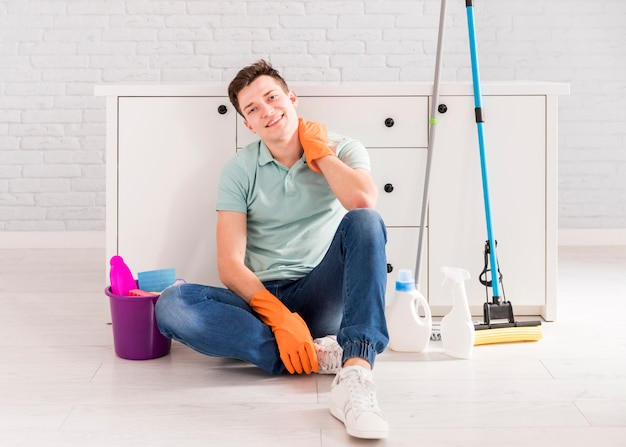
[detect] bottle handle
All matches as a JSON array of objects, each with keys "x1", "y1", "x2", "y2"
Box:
[{"x1": 411, "y1": 292, "x2": 432, "y2": 324}]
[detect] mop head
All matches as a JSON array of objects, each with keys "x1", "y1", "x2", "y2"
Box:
[
  {"x1": 473, "y1": 300, "x2": 543, "y2": 345},
  {"x1": 474, "y1": 324, "x2": 542, "y2": 346}
]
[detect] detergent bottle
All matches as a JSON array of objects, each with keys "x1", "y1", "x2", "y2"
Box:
[
  {"x1": 387, "y1": 269, "x2": 432, "y2": 352},
  {"x1": 109, "y1": 255, "x2": 136, "y2": 296},
  {"x1": 440, "y1": 266, "x2": 475, "y2": 359}
]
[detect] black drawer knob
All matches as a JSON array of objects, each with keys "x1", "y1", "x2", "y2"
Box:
[
  {"x1": 217, "y1": 105, "x2": 228, "y2": 115},
  {"x1": 384, "y1": 118, "x2": 395, "y2": 128},
  {"x1": 384, "y1": 183, "x2": 394, "y2": 193},
  {"x1": 387, "y1": 263, "x2": 393, "y2": 274},
  {"x1": 438, "y1": 104, "x2": 448, "y2": 114}
]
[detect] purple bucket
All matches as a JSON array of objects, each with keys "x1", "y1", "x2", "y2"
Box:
[{"x1": 105, "y1": 286, "x2": 171, "y2": 360}]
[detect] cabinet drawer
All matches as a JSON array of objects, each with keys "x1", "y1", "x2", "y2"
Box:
[
  {"x1": 237, "y1": 96, "x2": 428, "y2": 149},
  {"x1": 369, "y1": 148, "x2": 426, "y2": 227},
  {"x1": 385, "y1": 227, "x2": 427, "y2": 308}
]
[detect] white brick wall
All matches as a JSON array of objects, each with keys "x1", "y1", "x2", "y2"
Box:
[{"x1": 0, "y1": 0, "x2": 624, "y2": 232}]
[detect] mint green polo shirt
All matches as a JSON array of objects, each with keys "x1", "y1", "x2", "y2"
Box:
[{"x1": 216, "y1": 131, "x2": 371, "y2": 282}]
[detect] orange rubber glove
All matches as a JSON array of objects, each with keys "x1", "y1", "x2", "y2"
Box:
[
  {"x1": 298, "y1": 117, "x2": 335, "y2": 173},
  {"x1": 250, "y1": 289, "x2": 319, "y2": 374}
]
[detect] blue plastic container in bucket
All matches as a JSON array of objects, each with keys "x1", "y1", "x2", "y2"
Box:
[{"x1": 105, "y1": 286, "x2": 171, "y2": 360}]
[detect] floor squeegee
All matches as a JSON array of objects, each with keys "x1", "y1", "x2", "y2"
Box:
[{"x1": 416, "y1": 0, "x2": 543, "y2": 346}]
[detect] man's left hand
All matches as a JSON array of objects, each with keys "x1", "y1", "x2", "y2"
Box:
[{"x1": 298, "y1": 118, "x2": 336, "y2": 173}]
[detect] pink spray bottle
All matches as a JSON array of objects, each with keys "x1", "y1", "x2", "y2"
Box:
[{"x1": 109, "y1": 255, "x2": 136, "y2": 296}]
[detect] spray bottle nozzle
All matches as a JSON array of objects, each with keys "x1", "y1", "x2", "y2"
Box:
[{"x1": 441, "y1": 266, "x2": 471, "y2": 286}]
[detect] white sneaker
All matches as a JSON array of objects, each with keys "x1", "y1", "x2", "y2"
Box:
[
  {"x1": 329, "y1": 365, "x2": 389, "y2": 439},
  {"x1": 313, "y1": 335, "x2": 342, "y2": 375}
]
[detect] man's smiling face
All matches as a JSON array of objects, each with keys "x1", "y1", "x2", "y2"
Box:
[{"x1": 238, "y1": 75, "x2": 299, "y2": 144}]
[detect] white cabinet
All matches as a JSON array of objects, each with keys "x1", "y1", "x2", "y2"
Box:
[
  {"x1": 96, "y1": 82, "x2": 568, "y2": 321},
  {"x1": 108, "y1": 95, "x2": 235, "y2": 286},
  {"x1": 429, "y1": 95, "x2": 549, "y2": 317}
]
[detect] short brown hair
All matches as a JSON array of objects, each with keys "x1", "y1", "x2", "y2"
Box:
[{"x1": 228, "y1": 60, "x2": 290, "y2": 116}]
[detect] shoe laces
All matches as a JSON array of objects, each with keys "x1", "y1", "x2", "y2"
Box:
[{"x1": 340, "y1": 367, "x2": 382, "y2": 417}]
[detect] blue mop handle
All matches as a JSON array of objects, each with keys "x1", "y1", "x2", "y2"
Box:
[{"x1": 466, "y1": 0, "x2": 501, "y2": 299}]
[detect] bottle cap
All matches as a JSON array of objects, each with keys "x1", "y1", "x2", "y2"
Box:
[{"x1": 395, "y1": 269, "x2": 416, "y2": 292}]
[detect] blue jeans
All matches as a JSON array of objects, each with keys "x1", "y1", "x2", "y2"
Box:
[{"x1": 155, "y1": 208, "x2": 389, "y2": 375}]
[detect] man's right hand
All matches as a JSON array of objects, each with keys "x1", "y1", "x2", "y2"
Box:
[{"x1": 249, "y1": 289, "x2": 319, "y2": 374}]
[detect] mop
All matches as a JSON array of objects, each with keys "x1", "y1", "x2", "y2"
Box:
[
  {"x1": 463, "y1": 0, "x2": 542, "y2": 344},
  {"x1": 414, "y1": 0, "x2": 447, "y2": 292},
  {"x1": 419, "y1": 0, "x2": 542, "y2": 345}
]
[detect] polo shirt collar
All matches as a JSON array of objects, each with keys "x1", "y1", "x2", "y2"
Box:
[
  {"x1": 258, "y1": 141, "x2": 275, "y2": 166},
  {"x1": 258, "y1": 141, "x2": 306, "y2": 168}
]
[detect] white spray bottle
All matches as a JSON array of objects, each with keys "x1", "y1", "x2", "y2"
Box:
[
  {"x1": 440, "y1": 266, "x2": 475, "y2": 359},
  {"x1": 387, "y1": 269, "x2": 432, "y2": 352}
]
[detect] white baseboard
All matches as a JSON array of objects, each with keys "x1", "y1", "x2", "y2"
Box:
[
  {"x1": 0, "y1": 231, "x2": 105, "y2": 249},
  {"x1": 559, "y1": 228, "x2": 626, "y2": 246}
]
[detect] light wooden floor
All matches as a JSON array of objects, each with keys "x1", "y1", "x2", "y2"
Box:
[{"x1": 1, "y1": 246, "x2": 625, "y2": 446}]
